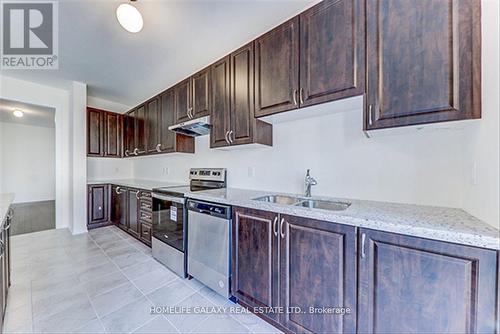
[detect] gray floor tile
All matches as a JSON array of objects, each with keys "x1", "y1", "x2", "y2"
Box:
[
  {"x1": 121, "y1": 258, "x2": 167, "y2": 280},
  {"x1": 133, "y1": 315, "x2": 179, "y2": 333},
  {"x1": 111, "y1": 250, "x2": 151, "y2": 269},
  {"x1": 82, "y1": 271, "x2": 128, "y2": 297},
  {"x1": 133, "y1": 268, "x2": 178, "y2": 294},
  {"x1": 90, "y1": 282, "x2": 143, "y2": 318},
  {"x1": 192, "y1": 313, "x2": 250, "y2": 333},
  {"x1": 147, "y1": 279, "x2": 197, "y2": 307},
  {"x1": 3, "y1": 303, "x2": 33, "y2": 333},
  {"x1": 163, "y1": 292, "x2": 215, "y2": 333},
  {"x1": 77, "y1": 260, "x2": 118, "y2": 282},
  {"x1": 199, "y1": 286, "x2": 231, "y2": 307},
  {"x1": 32, "y1": 288, "x2": 90, "y2": 321},
  {"x1": 72, "y1": 318, "x2": 106, "y2": 333},
  {"x1": 100, "y1": 296, "x2": 156, "y2": 333}
]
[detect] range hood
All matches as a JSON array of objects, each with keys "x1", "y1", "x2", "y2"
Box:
[{"x1": 168, "y1": 116, "x2": 211, "y2": 137}]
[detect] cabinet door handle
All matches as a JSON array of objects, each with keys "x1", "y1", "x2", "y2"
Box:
[
  {"x1": 124, "y1": 150, "x2": 129, "y2": 157},
  {"x1": 136, "y1": 191, "x2": 141, "y2": 200},
  {"x1": 228, "y1": 130, "x2": 234, "y2": 144},
  {"x1": 224, "y1": 131, "x2": 230, "y2": 145},
  {"x1": 279, "y1": 218, "x2": 285, "y2": 239},
  {"x1": 156, "y1": 143, "x2": 162, "y2": 152},
  {"x1": 272, "y1": 217, "x2": 278, "y2": 237},
  {"x1": 368, "y1": 105, "x2": 373, "y2": 126},
  {"x1": 133, "y1": 148, "x2": 139, "y2": 156},
  {"x1": 292, "y1": 89, "x2": 298, "y2": 106},
  {"x1": 361, "y1": 233, "x2": 366, "y2": 258},
  {"x1": 299, "y1": 88, "x2": 304, "y2": 104}
]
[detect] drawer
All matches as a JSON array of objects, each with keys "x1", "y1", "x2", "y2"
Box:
[
  {"x1": 139, "y1": 191, "x2": 152, "y2": 200},
  {"x1": 139, "y1": 211, "x2": 152, "y2": 222},
  {"x1": 140, "y1": 223, "x2": 152, "y2": 245},
  {"x1": 140, "y1": 200, "x2": 152, "y2": 212}
]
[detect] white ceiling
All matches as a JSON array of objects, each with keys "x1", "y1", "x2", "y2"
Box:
[
  {"x1": 0, "y1": 99, "x2": 56, "y2": 128},
  {"x1": 1, "y1": 0, "x2": 317, "y2": 108}
]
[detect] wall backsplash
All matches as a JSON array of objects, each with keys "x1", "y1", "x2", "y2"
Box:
[{"x1": 131, "y1": 107, "x2": 465, "y2": 210}]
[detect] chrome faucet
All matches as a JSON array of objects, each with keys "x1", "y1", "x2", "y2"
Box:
[{"x1": 304, "y1": 169, "x2": 317, "y2": 197}]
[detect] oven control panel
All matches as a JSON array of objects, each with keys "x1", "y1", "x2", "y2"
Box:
[{"x1": 189, "y1": 168, "x2": 226, "y2": 182}]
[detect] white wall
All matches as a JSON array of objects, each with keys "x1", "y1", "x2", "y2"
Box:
[
  {"x1": 87, "y1": 96, "x2": 131, "y2": 114},
  {"x1": 0, "y1": 122, "x2": 55, "y2": 203},
  {"x1": 462, "y1": 0, "x2": 500, "y2": 229},
  {"x1": 87, "y1": 158, "x2": 133, "y2": 180}
]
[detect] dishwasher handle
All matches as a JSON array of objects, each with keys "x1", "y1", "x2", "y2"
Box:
[{"x1": 187, "y1": 200, "x2": 231, "y2": 220}]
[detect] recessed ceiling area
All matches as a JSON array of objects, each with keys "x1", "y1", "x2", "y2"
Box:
[
  {"x1": 0, "y1": 0, "x2": 317, "y2": 108},
  {"x1": 0, "y1": 99, "x2": 56, "y2": 128}
]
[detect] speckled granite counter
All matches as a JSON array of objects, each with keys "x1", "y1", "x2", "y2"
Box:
[
  {"x1": 87, "y1": 179, "x2": 186, "y2": 191},
  {"x1": 185, "y1": 188, "x2": 500, "y2": 250},
  {"x1": 0, "y1": 193, "x2": 15, "y2": 224}
]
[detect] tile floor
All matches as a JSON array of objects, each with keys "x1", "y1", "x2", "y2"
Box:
[{"x1": 4, "y1": 226, "x2": 281, "y2": 333}]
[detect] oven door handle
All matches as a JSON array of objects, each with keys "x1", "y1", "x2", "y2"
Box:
[{"x1": 152, "y1": 194, "x2": 185, "y2": 205}]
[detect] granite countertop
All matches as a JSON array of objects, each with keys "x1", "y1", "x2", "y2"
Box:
[
  {"x1": 0, "y1": 193, "x2": 15, "y2": 224},
  {"x1": 185, "y1": 188, "x2": 500, "y2": 250},
  {"x1": 87, "y1": 179, "x2": 186, "y2": 191}
]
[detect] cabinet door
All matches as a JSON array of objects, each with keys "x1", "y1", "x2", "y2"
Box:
[
  {"x1": 255, "y1": 17, "x2": 299, "y2": 117},
  {"x1": 192, "y1": 68, "x2": 211, "y2": 118},
  {"x1": 232, "y1": 207, "x2": 279, "y2": 323},
  {"x1": 175, "y1": 78, "x2": 192, "y2": 123},
  {"x1": 159, "y1": 89, "x2": 176, "y2": 152},
  {"x1": 87, "y1": 108, "x2": 103, "y2": 156},
  {"x1": 127, "y1": 189, "x2": 140, "y2": 238},
  {"x1": 210, "y1": 56, "x2": 231, "y2": 148},
  {"x1": 358, "y1": 228, "x2": 498, "y2": 333},
  {"x1": 230, "y1": 43, "x2": 254, "y2": 145},
  {"x1": 111, "y1": 185, "x2": 128, "y2": 230},
  {"x1": 146, "y1": 97, "x2": 160, "y2": 154},
  {"x1": 124, "y1": 110, "x2": 135, "y2": 157},
  {"x1": 103, "y1": 112, "x2": 122, "y2": 158},
  {"x1": 365, "y1": 0, "x2": 481, "y2": 129},
  {"x1": 140, "y1": 222, "x2": 152, "y2": 246},
  {"x1": 135, "y1": 104, "x2": 146, "y2": 155},
  {"x1": 87, "y1": 185, "x2": 109, "y2": 227},
  {"x1": 279, "y1": 215, "x2": 356, "y2": 333},
  {"x1": 300, "y1": 0, "x2": 365, "y2": 107}
]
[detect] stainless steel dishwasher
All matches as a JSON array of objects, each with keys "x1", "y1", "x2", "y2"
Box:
[{"x1": 187, "y1": 199, "x2": 231, "y2": 298}]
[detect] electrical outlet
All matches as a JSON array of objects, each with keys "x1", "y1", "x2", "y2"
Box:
[
  {"x1": 248, "y1": 167, "x2": 256, "y2": 178},
  {"x1": 163, "y1": 167, "x2": 170, "y2": 176}
]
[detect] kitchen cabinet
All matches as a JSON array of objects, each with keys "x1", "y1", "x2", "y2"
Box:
[
  {"x1": 210, "y1": 44, "x2": 272, "y2": 148},
  {"x1": 127, "y1": 189, "x2": 140, "y2": 238},
  {"x1": 358, "y1": 228, "x2": 498, "y2": 333},
  {"x1": 87, "y1": 107, "x2": 104, "y2": 156},
  {"x1": 280, "y1": 214, "x2": 356, "y2": 333},
  {"x1": 103, "y1": 112, "x2": 123, "y2": 158},
  {"x1": 87, "y1": 184, "x2": 110, "y2": 229},
  {"x1": 124, "y1": 110, "x2": 135, "y2": 157},
  {"x1": 139, "y1": 191, "x2": 152, "y2": 246},
  {"x1": 135, "y1": 104, "x2": 147, "y2": 155},
  {"x1": 87, "y1": 108, "x2": 123, "y2": 158},
  {"x1": 145, "y1": 97, "x2": 160, "y2": 154},
  {"x1": 191, "y1": 67, "x2": 211, "y2": 119},
  {"x1": 299, "y1": 0, "x2": 365, "y2": 108},
  {"x1": 232, "y1": 208, "x2": 357, "y2": 332},
  {"x1": 255, "y1": 17, "x2": 299, "y2": 117},
  {"x1": 111, "y1": 185, "x2": 128, "y2": 231},
  {"x1": 365, "y1": 0, "x2": 481, "y2": 130},
  {"x1": 174, "y1": 78, "x2": 191, "y2": 124}
]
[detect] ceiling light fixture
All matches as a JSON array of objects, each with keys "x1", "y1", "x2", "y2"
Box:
[
  {"x1": 116, "y1": 0, "x2": 143, "y2": 33},
  {"x1": 13, "y1": 109, "x2": 24, "y2": 118}
]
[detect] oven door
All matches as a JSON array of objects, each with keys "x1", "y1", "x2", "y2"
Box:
[{"x1": 152, "y1": 193, "x2": 185, "y2": 252}]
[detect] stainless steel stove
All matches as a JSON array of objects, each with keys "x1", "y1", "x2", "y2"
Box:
[{"x1": 151, "y1": 168, "x2": 226, "y2": 277}]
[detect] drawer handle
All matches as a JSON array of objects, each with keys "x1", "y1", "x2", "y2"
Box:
[
  {"x1": 361, "y1": 233, "x2": 366, "y2": 259},
  {"x1": 272, "y1": 217, "x2": 278, "y2": 237}
]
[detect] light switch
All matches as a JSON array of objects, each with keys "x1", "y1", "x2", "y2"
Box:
[{"x1": 248, "y1": 167, "x2": 256, "y2": 178}]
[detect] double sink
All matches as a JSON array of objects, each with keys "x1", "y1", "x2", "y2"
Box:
[{"x1": 253, "y1": 195, "x2": 351, "y2": 212}]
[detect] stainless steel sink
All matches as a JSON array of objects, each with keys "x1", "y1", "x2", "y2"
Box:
[
  {"x1": 253, "y1": 195, "x2": 351, "y2": 211},
  {"x1": 252, "y1": 195, "x2": 302, "y2": 205},
  {"x1": 296, "y1": 199, "x2": 351, "y2": 211}
]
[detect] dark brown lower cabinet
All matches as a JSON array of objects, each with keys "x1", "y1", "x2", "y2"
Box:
[
  {"x1": 140, "y1": 222, "x2": 152, "y2": 246},
  {"x1": 232, "y1": 207, "x2": 356, "y2": 332},
  {"x1": 127, "y1": 189, "x2": 140, "y2": 238},
  {"x1": 111, "y1": 185, "x2": 128, "y2": 231},
  {"x1": 87, "y1": 185, "x2": 110, "y2": 229},
  {"x1": 358, "y1": 228, "x2": 498, "y2": 334}
]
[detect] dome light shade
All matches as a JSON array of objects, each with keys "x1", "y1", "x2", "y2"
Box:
[
  {"x1": 116, "y1": 3, "x2": 143, "y2": 33},
  {"x1": 13, "y1": 109, "x2": 24, "y2": 118}
]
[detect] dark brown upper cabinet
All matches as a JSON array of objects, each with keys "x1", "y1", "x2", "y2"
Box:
[
  {"x1": 103, "y1": 112, "x2": 123, "y2": 158},
  {"x1": 174, "y1": 78, "x2": 192, "y2": 124},
  {"x1": 300, "y1": 0, "x2": 365, "y2": 108},
  {"x1": 135, "y1": 104, "x2": 147, "y2": 155},
  {"x1": 358, "y1": 228, "x2": 497, "y2": 333},
  {"x1": 87, "y1": 107, "x2": 123, "y2": 158},
  {"x1": 210, "y1": 44, "x2": 272, "y2": 148},
  {"x1": 145, "y1": 97, "x2": 160, "y2": 154},
  {"x1": 255, "y1": 17, "x2": 300, "y2": 117},
  {"x1": 124, "y1": 109, "x2": 135, "y2": 157},
  {"x1": 87, "y1": 107, "x2": 103, "y2": 157},
  {"x1": 365, "y1": 0, "x2": 481, "y2": 130},
  {"x1": 191, "y1": 67, "x2": 211, "y2": 119}
]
